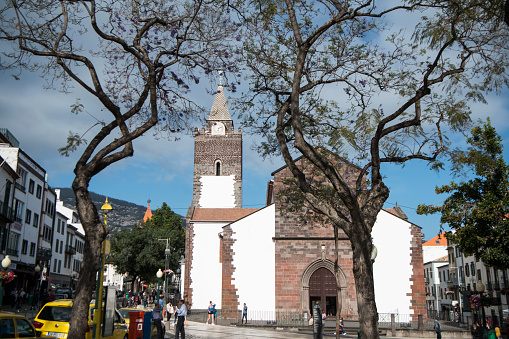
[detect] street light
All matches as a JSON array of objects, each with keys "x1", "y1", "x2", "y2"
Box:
[
  {"x1": 94, "y1": 197, "x2": 112, "y2": 339},
  {"x1": 2, "y1": 255, "x2": 11, "y2": 269},
  {"x1": 156, "y1": 269, "x2": 163, "y2": 299},
  {"x1": 0, "y1": 255, "x2": 12, "y2": 305},
  {"x1": 477, "y1": 280, "x2": 486, "y2": 331}
]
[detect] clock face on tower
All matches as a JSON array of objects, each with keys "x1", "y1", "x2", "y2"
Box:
[{"x1": 211, "y1": 122, "x2": 225, "y2": 135}]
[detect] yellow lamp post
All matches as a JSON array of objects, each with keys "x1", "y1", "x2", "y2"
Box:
[{"x1": 94, "y1": 197, "x2": 112, "y2": 339}]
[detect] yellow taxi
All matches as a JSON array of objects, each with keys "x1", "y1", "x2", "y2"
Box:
[
  {"x1": 118, "y1": 307, "x2": 165, "y2": 338},
  {"x1": 0, "y1": 311, "x2": 53, "y2": 338},
  {"x1": 33, "y1": 299, "x2": 128, "y2": 339}
]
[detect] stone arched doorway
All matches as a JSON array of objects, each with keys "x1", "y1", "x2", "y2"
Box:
[{"x1": 301, "y1": 259, "x2": 347, "y2": 316}]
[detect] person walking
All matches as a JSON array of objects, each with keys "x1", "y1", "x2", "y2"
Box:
[
  {"x1": 434, "y1": 317, "x2": 442, "y2": 339},
  {"x1": 242, "y1": 303, "x2": 248, "y2": 324},
  {"x1": 206, "y1": 301, "x2": 215, "y2": 325},
  {"x1": 175, "y1": 299, "x2": 187, "y2": 339},
  {"x1": 166, "y1": 301, "x2": 173, "y2": 323},
  {"x1": 152, "y1": 302, "x2": 164, "y2": 339}
]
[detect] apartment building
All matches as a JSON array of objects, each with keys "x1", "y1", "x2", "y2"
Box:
[{"x1": 424, "y1": 233, "x2": 509, "y2": 327}]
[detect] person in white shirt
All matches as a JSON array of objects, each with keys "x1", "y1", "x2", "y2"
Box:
[
  {"x1": 166, "y1": 301, "x2": 174, "y2": 323},
  {"x1": 175, "y1": 299, "x2": 187, "y2": 339}
]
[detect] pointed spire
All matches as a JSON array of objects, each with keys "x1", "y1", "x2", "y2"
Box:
[
  {"x1": 142, "y1": 203, "x2": 152, "y2": 224},
  {"x1": 208, "y1": 84, "x2": 231, "y2": 121}
]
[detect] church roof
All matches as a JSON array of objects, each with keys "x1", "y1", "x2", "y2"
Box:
[
  {"x1": 191, "y1": 208, "x2": 259, "y2": 222},
  {"x1": 385, "y1": 206, "x2": 408, "y2": 220},
  {"x1": 423, "y1": 232, "x2": 448, "y2": 246},
  {"x1": 208, "y1": 84, "x2": 231, "y2": 121}
]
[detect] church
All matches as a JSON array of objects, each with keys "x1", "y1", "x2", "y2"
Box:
[{"x1": 183, "y1": 84, "x2": 426, "y2": 321}]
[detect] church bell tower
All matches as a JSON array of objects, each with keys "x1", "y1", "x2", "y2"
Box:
[{"x1": 192, "y1": 84, "x2": 242, "y2": 208}]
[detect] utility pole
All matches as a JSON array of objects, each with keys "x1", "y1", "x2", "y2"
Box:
[{"x1": 158, "y1": 238, "x2": 171, "y2": 304}]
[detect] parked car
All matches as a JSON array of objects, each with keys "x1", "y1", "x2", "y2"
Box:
[
  {"x1": 54, "y1": 287, "x2": 72, "y2": 299},
  {"x1": 0, "y1": 311, "x2": 54, "y2": 338},
  {"x1": 33, "y1": 299, "x2": 128, "y2": 339},
  {"x1": 53, "y1": 294, "x2": 67, "y2": 301}
]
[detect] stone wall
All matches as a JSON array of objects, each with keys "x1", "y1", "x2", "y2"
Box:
[
  {"x1": 410, "y1": 223, "x2": 427, "y2": 321},
  {"x1": 272, "y1": 156, "x2": 361, "y2": 319},
  {"x1": 221, "y1": 224, "x2": 239, "y2": 318},
  {"x1": 193, "y1": 130, "x2": 242, "y2": 208}
]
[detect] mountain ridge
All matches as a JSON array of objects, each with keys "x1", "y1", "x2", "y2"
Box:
[{"x1": 55, "y1": 187, "x2": 148, "y2": 227}]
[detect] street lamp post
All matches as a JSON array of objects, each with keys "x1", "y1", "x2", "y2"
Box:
[
  {"x1": 94, "y1": 197, "x2": 112, "y2": 339},
  {"x1": 0, "y1": 255, "x2": 12, "y2": 306},
  {"x1": 477, "y1": 280, "x2": 486, "y2": 332},
  {"x1": 175, "y1": 268, "x2": 181, "y2": 300},
  {"x1": 156, "y1": 269, "x2": 163, "y2": 301}
]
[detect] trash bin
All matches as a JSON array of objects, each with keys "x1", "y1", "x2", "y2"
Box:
[
  {"x1": 128, "y1": 311, "x2": 145, "y2": 339},
  {"x1": 28, "y1": 294, "x2": 33, "y2": 306}
]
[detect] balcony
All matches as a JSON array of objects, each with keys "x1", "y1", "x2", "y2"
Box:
[
  {"x1": 37, "y1": 247, "x2": 52, "y2": 260},
  {"x1": 0, "y1": 200, "x2": 15, "y2": 222},
  {"x1": 14, "y1": 182, "x2": 26, "y2": 193},
  {"x1": 501, "y1": 279, "x2": 509, "y2": 289},
  {"x1": 6, "y1": 248, "x2": 18, "y2": 256},
  {"x1": 65, "y1": 245, "x2": 76, "y2": 255}
]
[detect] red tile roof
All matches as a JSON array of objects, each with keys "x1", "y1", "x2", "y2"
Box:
[
  {"x1": 191, "y1": 208, "x2": 259, "y2": 222},
  {"x1": 423, "y1": 232, "x2": 448, "y2": 246}
]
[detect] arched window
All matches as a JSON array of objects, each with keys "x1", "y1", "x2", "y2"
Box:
[{"x1": 215, "y1": 160, "x2": 221, "y2": 176}]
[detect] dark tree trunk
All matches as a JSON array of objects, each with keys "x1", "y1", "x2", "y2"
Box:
[
  {"x1": 334, "y1": 225, "x2": 342, "y2": 339},
  {"x1": 67, "y1": 176, "x2": 107, "y2": 339},
  {"x1": 505, "y1": 0, "x2": 509, "y2": 27},
  {"x1": 350, "y1": 221, "x2": 379, "y2": 339}
]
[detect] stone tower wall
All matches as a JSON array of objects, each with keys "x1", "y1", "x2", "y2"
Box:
[{"x1": 192, "y1": 131, "x2": 242, "y2": 208}]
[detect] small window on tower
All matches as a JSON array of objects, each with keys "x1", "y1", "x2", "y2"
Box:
[{"x1": 215, "y1": 161, "x2": 221, "y2": 176}]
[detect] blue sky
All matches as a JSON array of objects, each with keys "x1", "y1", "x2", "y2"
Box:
[
  {"x1": 2, "y1": 72, "x2": 508, "y2": 241},
  {"x1": 1, "y1": 5, "x2": 508, "y2": 242}
]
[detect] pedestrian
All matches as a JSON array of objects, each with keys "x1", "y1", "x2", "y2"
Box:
[
  {"x1": 152, "y1": 302, "x2": 164, "y2": 339},
  {"x1": 166, "y1": 301, "x2": 173, "y2": 323},
  {"x1": 206, "y1": 301, "x2": 215, "y2": 325},
  {"x1": 47, "y1": 289, "x2": 55, "y2": 303},
  {"x1": 434, "y1": 317, "x2": 442, "y2": 339},
  {"x1": 321, "y1": 310, "x2": 327, "y2": 336},
  {"x1": 175, "y1": 299, "x2": 187, "y2": 339},
  {"x1": 495, "y1": 322, "x2": 502, "y2": 339},
  {"x1": 473, "y1": 321, "x2": 482, "y2": 339},
  {"x1": 16, "y1": 288, "x2": 26, "y2": 311},
  {"x1": 143, "y1": 292, "x2": 148, "y2": 308},
  {"x1": 41, "y1": 288, "x2": 48, "y2": 306},
  {"x1": 242, "y1": 303, "x2": 248, "y2": 324},
  {"x1": 10, "y1": 288, "x2": 18, "y2": 309}
]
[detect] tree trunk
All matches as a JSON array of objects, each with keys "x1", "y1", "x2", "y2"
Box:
[
  {"x1": 334, "y1": 225, "x2": 342, "y2": 339},
  {"x1": 350, "y1": 223, "x2": 379, "y2": 339},
  {"x1": 68, "y1": 177, "x2": 107, "y2": 339}
]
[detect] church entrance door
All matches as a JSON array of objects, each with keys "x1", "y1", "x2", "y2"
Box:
[{"x1": 309, "y1": 267, "x2": 337, "y2": 316}]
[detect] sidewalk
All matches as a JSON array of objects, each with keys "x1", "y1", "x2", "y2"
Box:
[{"x1": 163, "y1": 321, "x2": 430, "y2": 339}]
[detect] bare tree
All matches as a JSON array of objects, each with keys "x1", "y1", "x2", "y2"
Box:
[
  {"x1": 234, "y1": 1, "x2": 508, "y2": 338},
  {"x1": 0, "y1": 0, "x2": 240, "y2": 337}
]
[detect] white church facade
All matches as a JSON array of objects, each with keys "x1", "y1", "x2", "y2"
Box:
[{"x1": 183, "y1": 85, "x2": 426, "y2": 321}]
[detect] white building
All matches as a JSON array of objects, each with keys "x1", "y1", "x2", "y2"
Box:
[{"x1": 0, "y1": 130, "x2": 54, "y2": 297}]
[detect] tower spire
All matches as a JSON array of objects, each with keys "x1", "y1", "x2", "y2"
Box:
[{"x1": 208, "y1": 83, "x2": 231, "y2": 121}]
